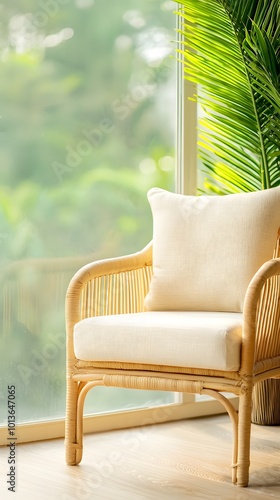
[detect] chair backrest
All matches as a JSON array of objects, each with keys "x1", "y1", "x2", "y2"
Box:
[{"x1": 144, "y1": 187, "x2": 280, "y2": 313}]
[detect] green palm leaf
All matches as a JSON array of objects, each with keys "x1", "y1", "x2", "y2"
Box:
[{"x1": 175, "y1": 0, "x2": 280, "y2": 193}]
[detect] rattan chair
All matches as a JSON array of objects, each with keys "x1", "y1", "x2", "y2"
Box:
[{"x1": 65, "y1": 188, "x2": 280, "y2": 487}]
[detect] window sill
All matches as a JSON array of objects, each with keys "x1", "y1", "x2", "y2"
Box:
[{"x1": 0, "y1": 396, "x2": 238, "y2": 445}]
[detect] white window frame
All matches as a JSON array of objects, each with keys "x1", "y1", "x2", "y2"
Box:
[{"x1": 176, "y1": 28, "x2": 197, "y2": 196}]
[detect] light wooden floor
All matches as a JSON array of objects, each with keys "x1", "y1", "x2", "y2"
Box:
[{"x1": 0, "y1": 414, "x2": 279, "y2": 500}]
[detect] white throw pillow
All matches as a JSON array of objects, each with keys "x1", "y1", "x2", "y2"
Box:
[{"x1": 144, "y1": 187, "x2": 280, "y2": 312}]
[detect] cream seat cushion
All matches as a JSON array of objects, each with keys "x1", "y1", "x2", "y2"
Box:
[
  {"x1": 74, "y1": 311, "x2": 242, "y2": 371},
  {"x1": 144, "y1": 187, "x2": 280, "y2": 313}
]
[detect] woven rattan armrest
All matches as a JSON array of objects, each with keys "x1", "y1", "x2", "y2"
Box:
[
  {"x1": 65, "y1": 242, "x2": 152, "y2": 333},
  {"x1": 242, "y1": 257, "x2": 280, "y2": 378}
]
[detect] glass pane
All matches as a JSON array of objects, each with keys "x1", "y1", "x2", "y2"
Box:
[
  {"x1": 0, "y1": 0, "x2": 176, "y2": 424},
  {"x1": 84, "y1": 388, "x2": 173, "y2": 416}
]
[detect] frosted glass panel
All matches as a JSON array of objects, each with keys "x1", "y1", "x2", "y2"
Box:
[{"x1": 0, "y1": 0, "x2": 176, "y2": 423}]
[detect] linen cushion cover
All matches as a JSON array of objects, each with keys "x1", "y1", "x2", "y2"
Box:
[
  {"x1": 144, "y1": 187, "x2": 280, "y2": 313},
  {"x1": 74, "y1": 311, "x2": 242, "y2": 371}
]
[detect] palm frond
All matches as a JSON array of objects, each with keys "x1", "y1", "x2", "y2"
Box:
[{"x1": 175, "y1": 0, "x2": 280, "y2": 193}]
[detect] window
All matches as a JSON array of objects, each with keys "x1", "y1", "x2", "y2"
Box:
[
  {"x1": 0, "y1": 0, "x2": 177, "y2": 430},
  {"x1": 0, "y1": 2, "x2": 236, "y2": 443}
]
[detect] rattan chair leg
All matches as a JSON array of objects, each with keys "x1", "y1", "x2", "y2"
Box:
[
  {"x1": 65, "y1": 378, "x2": 81, "y2": 465},
  {"x1": 202, "y1": 389, "x2": 238, "y2": 483},
  {"x1": 236, "y1": 390, "x2": 252, "y2": 487}
]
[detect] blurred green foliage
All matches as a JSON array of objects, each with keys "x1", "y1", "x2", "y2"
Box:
[
  {"x1": 0, "y1": 0, "x2": 175, "y2": 264},
  {"x1": 0, "y1": 0, "x2": 176, "y2": 421}
]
